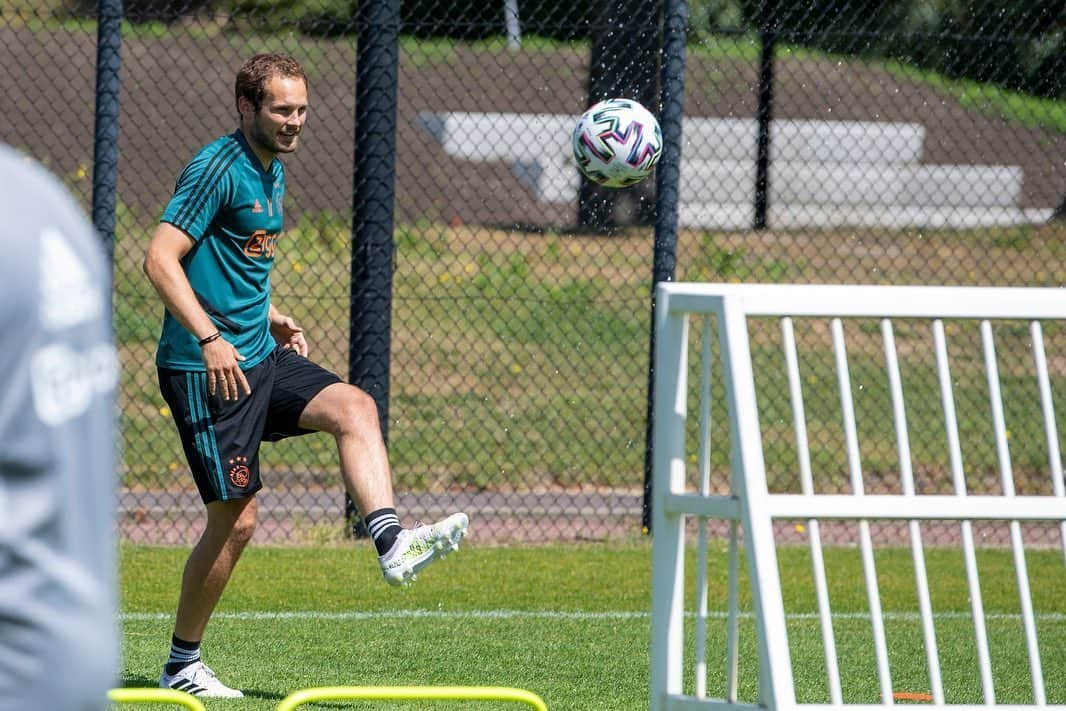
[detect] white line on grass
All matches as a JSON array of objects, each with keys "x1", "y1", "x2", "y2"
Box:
[{"x1": 120, "y1": 609, "x2": 1066, "y2": 622}]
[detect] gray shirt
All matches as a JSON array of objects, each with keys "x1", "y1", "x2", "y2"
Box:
[{"x1": 0, "y1": 144, "x2": 119, "y2": 710}]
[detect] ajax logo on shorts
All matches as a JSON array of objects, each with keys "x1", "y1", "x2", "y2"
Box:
[{"x1": 228, "y1": 456, "x2": 251, "y2": 487}]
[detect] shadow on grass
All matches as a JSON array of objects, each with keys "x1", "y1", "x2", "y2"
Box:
[
  {"x1": 118, "y1": 676, "x2": 158, "y2": 688},
  {"x1": 237, "y1": 688, "x2": 286, "y2": 703},
  {"x1": 116, "y1": 677, "x2": 286, "y2": 703}
]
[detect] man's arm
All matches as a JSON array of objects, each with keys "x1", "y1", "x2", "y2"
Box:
[
  {"x1": 268, "y1": 303, "x2": 308, "y2": 357},
  {"x1": 143, "y1": 222, "x2": 251, "y2": 399},
  {"x1": 143, "y1": 223, "x2": 217, "y2": 342}
]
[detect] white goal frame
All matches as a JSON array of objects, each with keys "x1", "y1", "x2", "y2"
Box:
[{"x1": 649, "y1": 283, "x2": 1066, "y2": 711}]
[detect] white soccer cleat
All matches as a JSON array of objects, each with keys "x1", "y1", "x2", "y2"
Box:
[
  {"x1": 159, "y1": 660, "x2": 244, "y2": 698},
  {"x1": 379, "y1": 512, "x2": 469, "y2": 586}
]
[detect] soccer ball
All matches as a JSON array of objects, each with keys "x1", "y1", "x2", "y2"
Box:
[{"x1": 572, "y1": 98, "x2": 663, "y2": 188}]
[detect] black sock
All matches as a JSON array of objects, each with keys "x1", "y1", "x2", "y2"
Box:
[
  {"x1": 365, "y1": 507, "x2": 402, "y2": 556},
  {"x1": 164, "y1": 635, "x2": 201, "y2": 675}
]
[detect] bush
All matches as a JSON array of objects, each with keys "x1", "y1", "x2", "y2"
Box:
[
  {"x1": 228, "y1": 0, "x2": 357, "y2": 36},
  {"x1": 924, "y1": 0, "x2": 1064, "y2": 99},
  {"x1": 689, "y1": 0, "x2": 1064, "y2": 99}
]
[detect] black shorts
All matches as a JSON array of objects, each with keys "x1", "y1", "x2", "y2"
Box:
[{"x1": 158, "y1": 346, "x2": 342, "y2": 504}]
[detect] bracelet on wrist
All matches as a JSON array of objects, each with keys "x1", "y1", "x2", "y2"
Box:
[{"x1": 198, "y1": 331, "x2": 222, "y2": 347}]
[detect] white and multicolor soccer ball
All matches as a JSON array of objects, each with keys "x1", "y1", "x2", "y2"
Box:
[{"x1": 572, "y1": 98, "x2": 663, "y2": 188}]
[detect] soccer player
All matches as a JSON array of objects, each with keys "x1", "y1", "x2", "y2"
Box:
[
  {"x1": 0, "y1": 143, "x2": 120, "y2": 710},
  {"x1": 144, "y1": 53, "x2": 468, "y2": 698}
]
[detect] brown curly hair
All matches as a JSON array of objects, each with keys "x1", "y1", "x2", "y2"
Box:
[{"x1": 234, "y1": 53, "x2": 307, "y2": 115}]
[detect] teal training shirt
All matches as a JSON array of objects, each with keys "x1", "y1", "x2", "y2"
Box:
[{"x1": 156, "y1": 130, "x2": 285, "y2": 371}]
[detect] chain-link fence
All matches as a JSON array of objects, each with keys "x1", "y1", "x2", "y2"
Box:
[{"x1": 2, "y1": 0, "x2": 1063, "y2": 544}]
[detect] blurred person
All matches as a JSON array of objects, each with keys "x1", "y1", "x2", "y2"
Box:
[
  {"x1": 0, "y1": 143, "x2": 120, "y2": 710},
  {"x1": 143, "y1": 53, "x2": 468, "y2": 699}
]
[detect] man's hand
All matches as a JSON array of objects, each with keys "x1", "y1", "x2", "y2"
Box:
[
  {"x1": 201, "y1": 337, "x2": 250, "y2": 400},
  {"x1": 270, "y1": 312, "x2": 308, "y2": 357}
]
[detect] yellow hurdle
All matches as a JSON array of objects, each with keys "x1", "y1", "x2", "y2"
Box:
[
  {"x1": 108, "y1": 687, "x2": 208, "y2": 710},
  {"x1": 275, "y1": 685, "x2": 548, "y2": 711}
]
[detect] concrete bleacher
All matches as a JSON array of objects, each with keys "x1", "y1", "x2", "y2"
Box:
[{"x1": 419, "y1": 111, "x2": 1054, "y2": 229}]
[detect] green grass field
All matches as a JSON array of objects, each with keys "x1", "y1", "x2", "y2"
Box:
[{"x1": 117, "y1": 541, "x2": 1066, "y2": 710}]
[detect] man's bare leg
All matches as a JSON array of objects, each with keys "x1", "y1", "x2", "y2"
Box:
[
  {"x1": 160, "y1": 496, "x2": 255, "y2": 698},
  {"x1": 298, "y1": 382, "x2": 467, "y2": 585},
  {"x1": 298, "y1": 382, "x2": 395, "y2": 516},
  {"x1": 174, "y1": 496, "x2": 257, "y2": 641}
]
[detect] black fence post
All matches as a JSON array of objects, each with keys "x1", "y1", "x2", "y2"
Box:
[
  {"x1": 641, "y1": 0, "x2": 688, "y2": 534},
  {"x1": 754, "y1": 0, "x2": 776, "y2": 230},
  {"x1": 92, "y1": 0, "x2": 122, "y2": 266},
  {"x1": 347, "y1": 0, "x2": 400, "y2": 536},
  {"x1": 579, "y1": 0, "x2": 663, "y2": 231}
]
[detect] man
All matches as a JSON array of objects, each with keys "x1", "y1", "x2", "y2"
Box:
[
  {"x1": 0, "y1": 143, "x2": 120, "y2": 709},
  {"x1": 144, "y1": 53, "x2": 468, "y2": 699}
]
